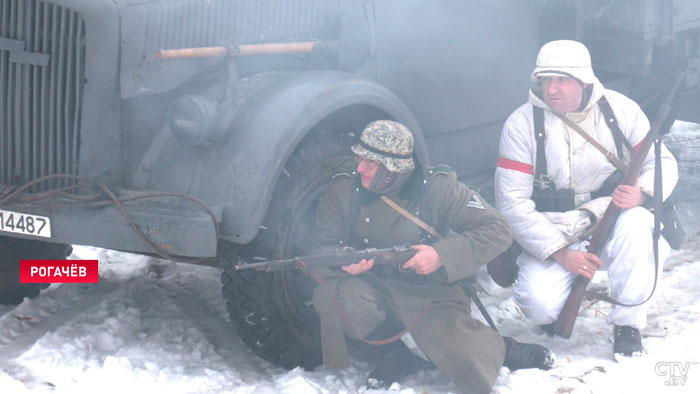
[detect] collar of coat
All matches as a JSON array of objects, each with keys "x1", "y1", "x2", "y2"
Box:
[{"x1": 357, "y1": 162, "x2": 429, "y2": 205}]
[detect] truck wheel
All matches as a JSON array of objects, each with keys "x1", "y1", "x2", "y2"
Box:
[
  {"x1": 0, "y1": 237, "x2": 72, "y2": 305},
  {"x1": 220, "y1": 129, "x2": 355, "y2": 369}
]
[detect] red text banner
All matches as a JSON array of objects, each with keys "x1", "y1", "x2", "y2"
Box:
[{"x1": 20, "y1": 260, "x2": 99, "y2": 283}]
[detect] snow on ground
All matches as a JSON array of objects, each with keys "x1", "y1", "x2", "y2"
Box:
[{"x1": 1, "y1": 121, "x2": 699, "y2": 394}]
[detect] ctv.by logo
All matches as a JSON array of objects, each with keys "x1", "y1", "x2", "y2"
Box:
[{"x1": 655, "y1": 362, "x2": 691, "y2": 386}]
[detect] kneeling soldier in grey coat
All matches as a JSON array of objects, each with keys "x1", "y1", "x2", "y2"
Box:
[{"x1": 311, "y1": 120, "x2": 553, "y2": 394}]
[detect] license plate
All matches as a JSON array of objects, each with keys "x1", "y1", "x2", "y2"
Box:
[{"x1": 0, "y1": 209, "x2": 51, "y2": 238}]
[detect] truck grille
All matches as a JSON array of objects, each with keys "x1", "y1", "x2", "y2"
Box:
[
  {"x1": 0, "y1": 0, "x2": 85, "y2": 190},
  {"x1": 143, "y1": 0, "x2": 338, "y2": 52}
]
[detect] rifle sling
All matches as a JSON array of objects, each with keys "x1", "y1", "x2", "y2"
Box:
[{"x1": 583, "y1": 136, "x2": 663, "y2": 307}]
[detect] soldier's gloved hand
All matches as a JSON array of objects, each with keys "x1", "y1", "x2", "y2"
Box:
[
  {"x1": 341, "y1": 258, "x2": 374, "y2": 275},
  {"x1": 402, "y1": 245, "x2": 443, "y2": 275}
]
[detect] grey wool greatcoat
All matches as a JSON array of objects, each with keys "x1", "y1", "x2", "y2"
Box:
[{"x1": 311, "y1": 164, "x2": 513, "y2": 394}]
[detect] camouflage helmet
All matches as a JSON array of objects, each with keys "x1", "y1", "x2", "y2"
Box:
[{"x1": 351, "y1": 120, "x2": 415, "y2": 174}]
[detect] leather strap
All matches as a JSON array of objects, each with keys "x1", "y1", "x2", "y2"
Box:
[
  {"x1": 533, "y1": 106, "x2": 549, "y2": 189},
  {"x1": 380, "y1": 195, "x2": 443, "y2": 240},
  {"x1": 598, "y1": 97, "x2": 634, "y2": 155},
  {"x1": 554, "y1": 112, "x2": 628, "y2": 172}
]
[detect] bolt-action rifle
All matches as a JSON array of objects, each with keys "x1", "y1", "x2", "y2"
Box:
[
  {"x1": 237, "y1": 243, "x2": 503, "y2": 332},
  {"x1": 553, "y1": 72, "x2": 685, "y2": 338},
  {"x1": 235, "y1": 244, "x2": 417, "y2": 272}
]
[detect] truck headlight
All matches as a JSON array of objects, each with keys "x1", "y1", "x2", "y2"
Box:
[{"x1": 168, "y1": 95, "x2": 217, "y2": 147}]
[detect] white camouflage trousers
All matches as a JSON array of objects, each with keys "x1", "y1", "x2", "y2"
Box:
[{"x1": 513, "y1": 207, "x2": 670, "y2": 330}]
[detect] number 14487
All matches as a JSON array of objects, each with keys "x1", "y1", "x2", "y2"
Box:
[{"x1": 0, "y1": 210, "x2": 51, "y2": 238}]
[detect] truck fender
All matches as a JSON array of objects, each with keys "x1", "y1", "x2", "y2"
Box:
[
  {"x1": 140, "y1": 70, "x2": 427, "y2": 244},
  {"x1": 214, "y1": 70, "x2": 429, "y2": 243}
]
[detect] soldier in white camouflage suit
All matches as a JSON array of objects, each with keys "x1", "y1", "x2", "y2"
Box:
[{"x1": 495, "y1": 40, "x2": 679, "y2": 357}]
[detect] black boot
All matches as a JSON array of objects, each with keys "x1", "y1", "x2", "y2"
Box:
[
  {"x1": 503, "y1": 337, "x2": 555, "y2": 371},
  {"x1": 613, "y1": 325, "x2": 643, "y2": 357},
  {"x1": 366, "y1": 341, "x2": 433, "y2": 389}
]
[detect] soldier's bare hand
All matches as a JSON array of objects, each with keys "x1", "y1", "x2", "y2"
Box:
[
  {"x1": 402, "y1": 245, "x2": 443, "y2": 275},
  {"x1": 612, "y1": 183, "x2": 645, "y2": 209},
  {"x1": 552, "y1": 248, "x2": 603, "y2": 280},
  {"x1": 341, "y1": 258, "x2": 374, "y2": 275}
]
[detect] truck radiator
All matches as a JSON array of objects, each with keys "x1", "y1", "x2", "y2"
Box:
[
  {"x1": 143, "y1": 0, "x2": 338, "y2": 52},
  {"x1": 0, "y1": 0, "x2": 85, "y2": 191}
]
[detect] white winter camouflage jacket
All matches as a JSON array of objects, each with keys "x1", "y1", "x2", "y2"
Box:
[{"x1": 495, "y1": 81, "x2": 679, "y2": 262}]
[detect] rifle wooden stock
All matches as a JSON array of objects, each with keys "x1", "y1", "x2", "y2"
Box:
[
  {"x1": 553, "y1": 73, "x2": 685, "y2": 338},
  {"x1": 235, "y1": 244, "x2": 417, "y2": 272}
]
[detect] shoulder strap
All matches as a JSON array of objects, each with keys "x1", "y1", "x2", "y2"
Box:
[
  {"x1": 380, "y1": 195, "x2": 444, "y2": 240},
  {"x1": 533, "y1": 106, "x2": 550, "y2": 189},
  {"x1": 598, "y1": 96, "x2": 634, "y2": 156}
]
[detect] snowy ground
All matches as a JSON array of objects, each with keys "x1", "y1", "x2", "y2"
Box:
[{"x1": 1, "y1": 122, "x2": 699, "y2": 394}]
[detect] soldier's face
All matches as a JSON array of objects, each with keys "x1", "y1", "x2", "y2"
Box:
[
  {"x1": 356, "y1": 156, "x2": 381, "y2": 188},
  {"x1": 540, "y1": 76, "x2": 587, "y2": 113}
]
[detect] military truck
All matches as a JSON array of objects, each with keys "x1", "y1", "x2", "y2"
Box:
[{"x1": 1, "y1": 0, "x2": 699, "y2": 369}]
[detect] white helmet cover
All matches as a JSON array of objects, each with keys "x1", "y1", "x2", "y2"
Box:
[{"x1": 531, "y1": 40, "x2": 596, "y2": 84}]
